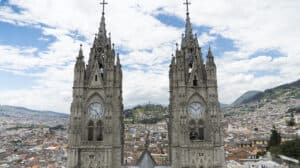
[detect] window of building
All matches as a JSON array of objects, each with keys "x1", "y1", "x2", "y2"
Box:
[
  {"x1": 189, "y1": 119, "x2": 205, "y2": 141},
  {"x1": 190, "y1": 128, "x2": 198, "y2": 140},
  {"x1": 188, "y1": 63, "x2": 193, "y2": 74},
  {"x1": 100, "y1": 67, "x2": 104, "y2": 79},
  {"x1": 189, "y1": 120, "x2": 198, "y2": 140},
  {"x1": 88, "y1": 120, "x2": 94, "y2": 141},
  {"x1": 193, "y1": 76, "x2": 198, "y2": 86},
  {"x1": 96, "y1": 120, "x2": 103, "y2": 141},
  {"x1": 198, "y1": 127, "x2": 204, "y2": 140}
]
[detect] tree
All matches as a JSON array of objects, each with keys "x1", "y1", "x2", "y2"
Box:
[
  {"x1": 270, "y1": 139, "x2": 300, "y2": 162},
  {"x1": 268, "y1": 126, "x2": 281, "y2": 148},
  {"x1": 287, "y1": 112, "x2": 296, "y2": 126}
]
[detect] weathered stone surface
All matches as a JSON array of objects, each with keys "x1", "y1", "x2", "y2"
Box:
[
  {"x1": 168, "y1": 11, "x2": 226, "y2": 168},
  {"x1": 68, "y1": 2, "x2": 225, "y2": 168},
  {"x1": 67, "y1": 9, "x2": 123, "y2": 168}
]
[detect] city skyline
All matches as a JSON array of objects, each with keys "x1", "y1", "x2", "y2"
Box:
[{"x1": 0, "y1": 0, "x2": 299, "y2": 113}]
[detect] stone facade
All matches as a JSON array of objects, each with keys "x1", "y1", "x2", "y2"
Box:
[
  {"x1": 67, "y1": 2, "x2": 225, "y2": 168},
  {"x1": 168, "y1": 11, "x2": 226, "y2": 168},
  {"x1": 67, "y1": 10, "x2": 124, "y2": 168}
]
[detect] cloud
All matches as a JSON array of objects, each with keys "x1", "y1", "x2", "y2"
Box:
[
  {"x1": 197, "y1": 32, "x2": 216, "y2": 46},
  {"x1": 0, "y1": 0, "x2": 299, "y2": 112}
]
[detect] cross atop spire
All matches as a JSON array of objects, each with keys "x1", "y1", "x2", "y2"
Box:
[
  {"x1": 98, "y1": 0, "x2": 107, "y2": 38},
  {"x1": 183, "y1": 0, "x2": 193, "y2": 39},
  {"x1": 183, "y1": 0, "x2": 191, "y2": 15},
  {"x1": 100, "y1": 0, "x2": 108, "y2": 15}
]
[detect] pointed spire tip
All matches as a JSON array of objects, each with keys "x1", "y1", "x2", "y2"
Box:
[{"x1": 77, "y1": 44, "x2": 84, "y2": 59}]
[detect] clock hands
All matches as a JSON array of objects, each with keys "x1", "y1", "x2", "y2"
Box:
[
  {"x1": 188, "y1": 102, "x2": 205, "y2": 119},
  {"x1": 88, "y1": 103, "x2": 105, "y2": 120}
]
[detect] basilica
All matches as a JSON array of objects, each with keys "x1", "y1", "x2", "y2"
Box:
[{"x1": 67, "y1": 1, "x2": 225, "y2": 168}]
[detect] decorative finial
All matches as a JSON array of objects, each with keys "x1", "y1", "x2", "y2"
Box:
[
  {"x1": 112, "y1": 43, "x2": 115, "y2": 49},
  {"x1": 78, "y1": 44, "x2": 83, "y2": 59},
  {"x1": 183, "y1": 0, "x2": 191, "y2": 15},
  {"x1": 207, "y1": 44, "x2": 214, "y2": 58},
  {"x1": 176, "y1": 43, "x2": 178, "y2": 50},
  {"x1": 100, "y1": 0, "x2": 108, "y2": 15},
  {"x1": 117, "y1": 53, "x2": 120, "y2": 65}
]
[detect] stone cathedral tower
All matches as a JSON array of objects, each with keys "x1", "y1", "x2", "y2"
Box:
[
  {"x1": 67, "y1": 2, "x2": 123, "y2": 168},
  {"x1": 168, "y1": 1, "x2": 225, "y2": 168}
]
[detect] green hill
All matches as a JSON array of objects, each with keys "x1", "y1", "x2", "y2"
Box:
[
  {"x1": 124, "y1": 104, "x2": 168, "y2": 124},
  {"x1": 232, "y1": 79, "x2": 300, "y2": 106}
]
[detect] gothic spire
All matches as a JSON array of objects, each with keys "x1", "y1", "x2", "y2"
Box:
[
  {"x1": 207, "y1": 45, "x2": 213, "y2": 57},
  {"x1": 98, "y1": 0, "x2": 108, "y2": 38},
  {"x1": 77, "y1": 44, "x2": 84, "y2": 60},
  {"x1": 116, "y1": 54, "x2": 121, "y2": 66},
  {"x1": 184, "y1": 0, "x2": 193, "y2": 39},
  {"x1": 206, "y1": 45, "x2": 215, "y2": 66}
]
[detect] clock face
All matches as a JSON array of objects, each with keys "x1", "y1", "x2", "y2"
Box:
[
  {"x1": 188, "y1": 102, "x2": 205, "y2": 119},
  {"x1": 88, "y1": 102, "x2": 104, "y2": 120}
]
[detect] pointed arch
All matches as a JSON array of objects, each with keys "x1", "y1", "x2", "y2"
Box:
[
  {"x1": 86, "y1": 92, "x2": 104, "y2": 108},
  {"x1": 190, "y1": 128, "x2": 198, "y2": 140},
  {"x1": 95, "y1": 74, "x2": 98, "y2": 81},
  {"x1": 198, "y1": 127, "x2": 204, "y2": 140},
  {"x1": 96, "y1": 120, "x2": 103, "y2": 141},
  {"x1": 88, "y1": 120, "x2": 94, "y2": 141},
  {"x1": 188, "y1": 62, "x2": 201, "y2": 86},
  {"x1": 189, "y1": 119, "x2": 198, "y2": 140},
  {"x1": 198, "y1": 119, "x2": 205, "y2": 140},
  {"x1": 187, "y1": 93, "x2": 207, "y2": 108}
]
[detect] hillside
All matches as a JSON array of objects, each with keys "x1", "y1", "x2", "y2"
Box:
[
  {"x1": 0, "y1": 105, "x2": 69, "y2": 125},
  {"x1": 232, "y1": 79, "x2": 300, "y2": 106},
  {"x1": 124, "y1": 104, "x2": 168, "y2": 124},
  {"x1": 232, "y1": 91, "x2": 263, "y2": 106}
]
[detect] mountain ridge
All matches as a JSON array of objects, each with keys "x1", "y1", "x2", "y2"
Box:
[
  {"x1": 231, "y1": 79, "x2": 300, "y2": 106},
  {"x1": 0, "y1": 105, "x2": 69, "y2": 124}
]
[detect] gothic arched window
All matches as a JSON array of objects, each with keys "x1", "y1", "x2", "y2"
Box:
[
  {"x1": 88, "y1": 120, "x2": 94, "y2": 141},
  {"x1": 96, "y1": 120, "x2": 103, "y2": 141},
  {"x1": 100, "y1": 68, "x2": 104, "y2": 78},
  {"x1": 198, "y1": 127, "x2": 204, "y2": 140},
  {"x1": 99, "y1": 64, "x2": 104, "y2": 79},
  {"x1": 193, "y1": 76, "x2": 198, "y2": 86},
  {"x1": 189, "y1": 119, "x2": 205, "y2": 141},
  {"x1": 189, "y1": 63, "x2": 193, "y2": 75},
  {"x1": 198, "y1": 119, "x2": 204, "y2": 140},
  {"x1": 190, "y1": 128, "x2": 198, "y2": 140},
  {"x1": 189, "y1": 119, "x2": 198, "y2": 140}
]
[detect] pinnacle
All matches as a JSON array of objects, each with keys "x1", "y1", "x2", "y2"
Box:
[
  {"x1": 207, "y1": 45, "x2": 213, "y2": 57},
  {"x1": 77, "y1": 44, "x2": 84, "y2": 60}
]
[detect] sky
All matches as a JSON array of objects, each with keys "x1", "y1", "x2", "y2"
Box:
[{"x1": 0, "y1": 0, "x2": 299, "y2": 113}]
